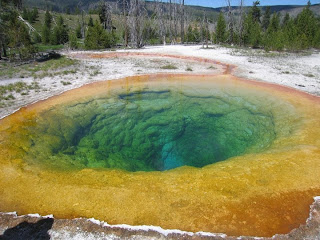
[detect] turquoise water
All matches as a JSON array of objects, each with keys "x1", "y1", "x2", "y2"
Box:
[{"x1": 21, "y1": 81, "x2": 284, "y2": 172}]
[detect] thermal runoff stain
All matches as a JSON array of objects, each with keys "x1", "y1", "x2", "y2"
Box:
[{"x1": 0, "y1": 74, "x2": 319, "y2": 237}]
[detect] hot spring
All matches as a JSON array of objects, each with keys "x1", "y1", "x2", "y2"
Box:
[{"x1": 0, "y1": 74, "x2": 319, "y2": 237}]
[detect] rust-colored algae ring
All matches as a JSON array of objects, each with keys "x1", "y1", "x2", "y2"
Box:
[{"x1": 0, "y1": 56, "x2": 319, "y2": 238}]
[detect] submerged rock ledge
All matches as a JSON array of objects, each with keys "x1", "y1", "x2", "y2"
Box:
[{"x1": 0, "y1": 197, "x2": 319, "y2": 239}]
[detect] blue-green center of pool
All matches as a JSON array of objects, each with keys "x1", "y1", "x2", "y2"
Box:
[{"x1": 22, "y1": 84, "x2": 284, "y2": 172}]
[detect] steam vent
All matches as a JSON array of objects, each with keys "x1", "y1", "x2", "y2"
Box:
[{"x1": 0, "y1": 74, "x2": 319, "y2": 237}]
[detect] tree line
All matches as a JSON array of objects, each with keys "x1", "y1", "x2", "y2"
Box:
[
  {"x1": 215, "y1": 0, "x2": 320, "y2": 50},
  {"x1": 0, "y1": 0, "x2": 319, "y2": 61}
]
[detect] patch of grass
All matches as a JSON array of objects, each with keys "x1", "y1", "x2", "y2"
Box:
[
  {"x1": 304, "y1": 73, "x2": 315, "y2": 78},
  {"x1": 34, "y1": 44, "x2": 64, "y2": 52},
  {"x1": 61, "y1": 81, "x2": 72, "y2": 86},
  {"x1": 31, "y1": 57, "x2": 79, "y2": 79},
  {"x1": 32, "y1": 57, "x2": 78, "y2": 73},
  {"x1": 4, "y1": 94, "x2": 15, "y2": 100},
  {"x1": 282, "y1": 71, "x2": 290, "y2": 74},
  {"x1": 90, "y1": 70, "x2": 102, "y2": 76},
  {"x1": 0, "y1": 64, "x2": 17, "y2": 78},
  {"x1": 186, "y1": 67, "x2": 193, "y2": 71},
  {"x1": 62, "y1": 69, "x2": 77, "y2": 75},
  {"x1": 0, "y1": 81, "x2": 39, "y2": 95},
  {"x1": 0, "y1": 56, "x2": 79, "y2": 79},
  {"x1": 0, "y1": 81, "x2": 40, "y2": 106},
  {"x1": 208, "y1": 65, "x2": 217, "y2": 70},
  {"x1": 160, "y1": 64, "x2": 178, "y2": 70}
]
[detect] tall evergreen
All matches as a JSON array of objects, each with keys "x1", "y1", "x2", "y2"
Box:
[
  {"x1": 69, "y1": 32, "x2": 78, "y2": 49},
  {"x1": 251, "y1": 1, "x2": 261, "y2": 23},
  {"x1": 264, "y1": 13, "x2": 284, "y2": 50},
  {"x1": 268, "y1": 13, "x2": 280, "y2": 33},
  {"x1": 241, "y1": 1, "x2": 265, "y2": 48},
  {"x1": 42, "y1": 10, "x2": 52, "y2": 44},
  {"x1": 295, "y1": 2, "x2": 317, "y2": 48},
  {"x1": 7, "y1": 10, "x2": 35, "y2": 59},
  {"x1": 75, "y1": 22, "x2": 82, "y2": 38},
  {"x1": 262, "y1": 6, "x2": 271, "y2": 31},
  {"x1": 186, "y1": 25, "x2": 194, "y2": 43},
  {"x1": 22, "y1": 7, "x2": 28, "y2": 19},
  {"x1": 51, "y1": 15, "x2": 69, "y2": 45},
  {"x1": 22, "y1": 7, "x2": 39, "y2": 23},
  {"x1": 44, "y1": 10, "x2": 52, "y2": 29},
  {"x1": 215, "y1": 12, "x2": 226, "y2": 44},
  {"x1": 282, "y1": 13, "x2": 290, "y2": 27},
  {"x1": 85, "y1": 20, "x2": 115, "y2": 49},
  {"x1": 88, "y1": 16, "x2": 94, "y2": 27},
  {"x1": 243, "y1": 12, "x2": 262, "y2": 48},
  {"x1": 1, "y1": 0, "x2": 35, "y2": 59},
  {"x1": 32, "y1": 7, "x2": 39, "y2": 22}
]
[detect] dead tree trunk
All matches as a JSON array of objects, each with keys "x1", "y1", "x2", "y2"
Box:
[
  {"x1": 129, "y1": 0, "x2": 145, "y2": 48},
  {"x1": 180, "y1": 0, "x2": 185, "y2": 43},
  {"x1": 169, "y1": 0, "x2": 173, "y2": 43},
  {"x1": 124, "y1": 0, "x2": 128, "y2": 46},
  {"x1": 118, "y1": 0, "x2": 129, "y2": 47},
  {"x1": 81, "y1": 10, "x2": 85, "y2": 38},
  {"x1": 238, "y1": 0, "x2": 244, "y2": 45},
  {"x1": 226, "y1": 0, "x2": 234, "y2": 44},
  {"x1": 172, "y1": 0, "x2": 179, "y2": 44},
  {"x1": 99, "y1": 1, "x2": 113, "y2": 31},
  {"x1": 203, "y1": 14, "x2": 209, "y2": 48},
  {"x1": 155, "y1": 0, "x2": 166, "y2": 45}
]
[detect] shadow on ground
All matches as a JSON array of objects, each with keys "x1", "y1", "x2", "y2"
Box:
[{"x1": 0, "y1": 218, "x2": 53, "y2": 240}]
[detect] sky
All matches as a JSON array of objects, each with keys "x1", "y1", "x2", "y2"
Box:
[{"x1": 183, "y1": 0, "x2": 320, "y2": 8}]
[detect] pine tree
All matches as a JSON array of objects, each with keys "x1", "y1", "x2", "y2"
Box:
[
  {"x1": 193, "y1": 23, "x2": 200, "y2": 43},
  {"x1": 1, "y1": 0, "x2": 36, "y2": 59},
  {"x1": 295, "y1": 2, "x2": 317, "y2": 48},
  {"x1": 313, "y1": 28, "x2": 320, "y2": 48},
  {"x1": 251, "y1": 1, "x2": 261, "y2": 23},
  {"x1": 282, "y1": 13, "x2": 290, "y2": 27},
  {"x1": 241, "y1": 1, "x2": 263, "y2": 48},
  {"x1": 75, "y1": 6, "x2": 80, "y2": 15},
  {"x1": 76, "y1": 22, "x2": 82, "y2": 38},
  {"x1": 7, "y1": 10, "x2": 34, "y2": 59},
  {"x1": 88, "y1": 16, "x2": 94, "y2": 27},
  {"x1": 44, "y1": 10, "x2": 52, "y2": 29},
  {"x1": 282, "y1": 18, "x2": 298, "y2": 50},
  {"x1": 201, "y1": 18, "x2": 210, "y2": 47},
  {"x1": 51, "y1": 15, "x2": 69, "y2": 45},
  {"x1": 186, "y1": 25, "x2": 194, "y2": 43},
  {"x1": 32, "y1": 7, "x2": 39, "y2": 23},
  {"x1": 216, "y1": 12, "x2": 226, "y2": 44},
  {"x1": 0, "y1": 0, "x2": 9, "y2": 58},
  {"x1": 264, "y1": 13, "x2": 284, "y2": 50},
  {"x1": 262, "y1": 6, "x2": 271, "y2": 31},
  {"x1": 268, "y1": 13, "x2": 280, "y2": 33},
  {"x1": 42, "y1": 10, "x2": 52, "y2": 44},
  {"x1": 85, "y1": 20, "x2": 114, "y2": 49},
  {"x1": 41, "y1": 25, "x2": 51, "y2": 44},
  {"x1": 243, "y1": 12, "x2": 262, "y2": 48},
  {"x1": 22, "y1": 7, "x2": 28, "y2": 19},
  {"x1": 69, "y1": 32, "x2": 78, "y2": 49}
]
